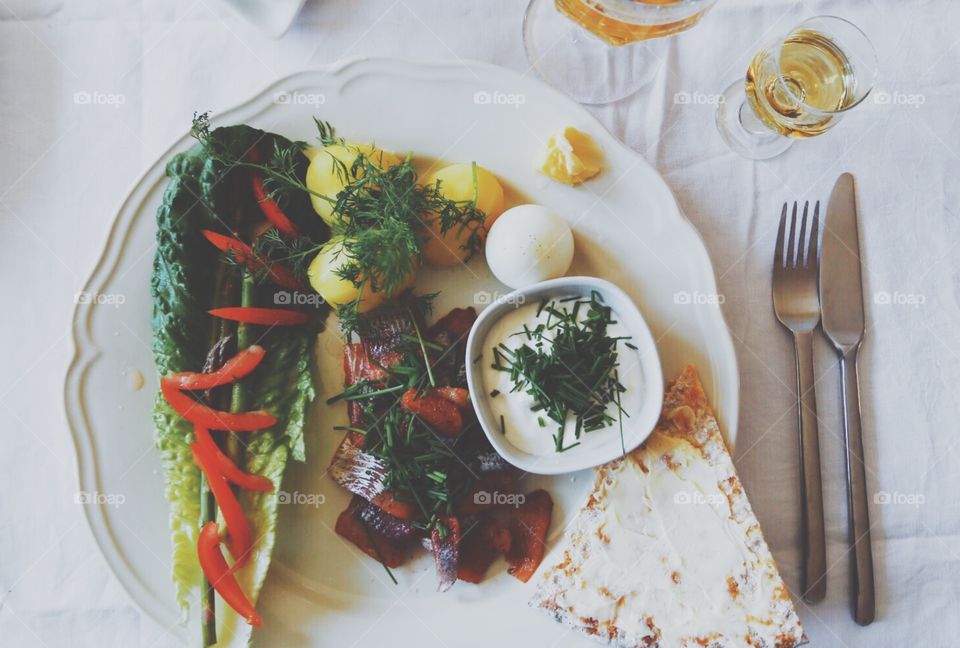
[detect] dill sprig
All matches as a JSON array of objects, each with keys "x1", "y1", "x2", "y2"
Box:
[
  {"x1": 492, "y1": 291, "x2": 630, "y2": 453},
  {"x1": 251, "y1": 227, "x2": 318, "y2": 277},
  {"x1": 257, "y1": 139, "x2": 312, "y2": 209},
  {"x1": 191, "y1": 111, "x2": 212, "y2": 141},
  {"x1": 192, "y1": 114, "x2": 491, "y2": 335},
  {"x1": 313, "y1": 116, "x2": 343, "y2": 147},
  {"x1": 192, "y1": 111, "x2": 311, "y2": 205},
  {"x1": 323, "y1": 151, "x2": 485, "y2": 302}
]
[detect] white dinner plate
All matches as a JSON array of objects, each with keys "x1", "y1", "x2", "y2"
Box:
[{"x1": 64, "y1": 58, "x2": 739, "y2": 647}]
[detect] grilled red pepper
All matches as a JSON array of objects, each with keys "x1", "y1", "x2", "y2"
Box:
[
  {"x1": 197, "y1": 522, "x2": 262, "y2": 626},
  {"x1": 371, "y1": 491, "x2": 417, "y2": 520},
  {"x1": 506, "y1": 489, "x2": 553, "y2": 583},
  {"x1": 434, "y1": 386, "x2": 470, "y2": 409},
  {"x1": 167, "y1": 345, "x2": 266, "y2": 391},
  {"x1": 251, "y1": 174, "x2": 300, "y2": 237},
  {"x1": 194, "y1": 426, "x2": 273, "y2": 492},
  {"x1": 209, "y1": 306, "x2": 309, "y2": 327},
  {"x1": 400, "y1": 388, "x2": 464, "y2": 436},
  {"x1": 161, "y1": 377, "x2": 277, "y2": 431},
  {"x1": 246, "y1": 146, "x2": 300, "y2": 237},
  {"x1": 201, "y1": 229, "x2": 302, "y2": 290},
  {"x1": 458, "y1": 515, "x2": 512, "y2": 584},
  {"x1": 191, "y1": 445, "x2": 253, "y2": 570}
]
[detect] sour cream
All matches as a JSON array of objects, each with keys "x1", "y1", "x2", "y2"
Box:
[{"x1": 480, "y1": 298, "x2": 644, "y2": 458}]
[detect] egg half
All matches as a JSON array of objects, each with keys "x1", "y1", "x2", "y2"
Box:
[{"x1": 484, "y1": 205, "x2": 574, "y2": 289}]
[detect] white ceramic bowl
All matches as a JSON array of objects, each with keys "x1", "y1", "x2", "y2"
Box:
[{"x1": 465, "y1": 276, "x2": 664, "y2": 474}]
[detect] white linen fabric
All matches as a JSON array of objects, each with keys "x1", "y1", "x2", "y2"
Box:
[{"x1": 1, "y1": 0, "x2": 957, "y2": 646}]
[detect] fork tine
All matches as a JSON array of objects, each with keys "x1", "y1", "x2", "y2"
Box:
[
  {"x1": 807, "y1": 201, "x2": 820, "y2": 267},
  {"x1": 798, "y1": 201, "x2": 809, "y2": 266},
  {"x1": 775, "y1": 203, "x2": 787, "y2": 267},
  {"x1": 786, "y1": 202, "x2": 798, "y2": 267}
]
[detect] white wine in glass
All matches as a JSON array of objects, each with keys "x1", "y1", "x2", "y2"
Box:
[
  {"x1": 524, "y1": 0, "x2": 719, "y2": 105},
  {"x1": 717, "y1": 16, "x2": 877, "y2": 159},
  {"x1": 554, "y1": 0, "x2": 713, "y2": 45}
]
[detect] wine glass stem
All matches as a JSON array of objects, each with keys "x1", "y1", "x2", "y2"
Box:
[{"x1": 738, "y1": 101, "x2": 771, "y2": 136}]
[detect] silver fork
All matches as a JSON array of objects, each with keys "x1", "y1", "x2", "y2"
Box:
[{"x1": 773, "y1": 201, "x2": 827, "y2": 603}]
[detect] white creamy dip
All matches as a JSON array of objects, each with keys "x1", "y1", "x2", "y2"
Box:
[{"x1": 480, "y1": 299, "x2": 644, "y2": 458}]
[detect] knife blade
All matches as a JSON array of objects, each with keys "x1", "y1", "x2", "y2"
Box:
[
  {"x1": 820, "y1": 173, "x2": 865, "y2": 349},
  {"x1": 819, "y1": 172, "x2": 876, "y2": 625}
]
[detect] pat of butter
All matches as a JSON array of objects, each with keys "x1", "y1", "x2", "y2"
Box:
[{"x1": 535, "y1": 127, "x2": 603, "y2": 185}]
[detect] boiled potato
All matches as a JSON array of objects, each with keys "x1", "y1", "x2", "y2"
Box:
[
  {"x1": 307, "y1": 236, "x2": 417, "y2": 313},
  {"x1": 422, "y1": 163, "x2": 505, "y2": 267},
  {"x1": 305, "y1": 142, "x2": 401, "y2": 226},
  {"x1": 307, "y1": 237, "x2": 384, "y2": 313}
]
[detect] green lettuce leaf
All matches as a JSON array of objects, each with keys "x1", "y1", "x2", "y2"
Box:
[{"x1": 150, "y1": 125, "x2": 317, "y2": 621}]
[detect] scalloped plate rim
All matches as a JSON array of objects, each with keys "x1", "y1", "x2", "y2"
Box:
[{"x1": 63, "y1": 56, "x2": 740, "y2": 639}]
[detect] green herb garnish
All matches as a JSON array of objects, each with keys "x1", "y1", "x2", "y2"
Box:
[
  {"x1": 343, "y1": 300, "x2": 479, "y2": 530},
  {"x1": 493, "y1": 291, "x2": 629, "y2": 453},
  {"x1": 192, "y1": 113, "x2": 488, "y2": 338}
]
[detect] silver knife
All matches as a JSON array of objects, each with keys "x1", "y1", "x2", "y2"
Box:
[{"x1": 819, "y1": 173, "x2": 876, "y2": 625}]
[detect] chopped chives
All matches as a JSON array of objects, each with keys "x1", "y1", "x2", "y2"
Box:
[
  {"x1": 490, "y1": 292, "x2": 630, "y2": 453},
  {"x1": 333, "y1": 425, "x2": 368, "y2": 435}
]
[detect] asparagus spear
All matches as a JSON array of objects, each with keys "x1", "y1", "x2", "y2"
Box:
[
  {"x1": 200, "y1": 271, "x2": 239, "y2": 644},
  {"x1": 228, "y1": 273, "x2": 255, "y2": 456},
  {"x1": 200, "y1": 270, "x2": 254, "y2": 645}
]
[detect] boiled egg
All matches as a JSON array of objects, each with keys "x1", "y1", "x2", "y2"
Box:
[{"x1": 484, "y1": 205, "x2": 574, "y2": 289}]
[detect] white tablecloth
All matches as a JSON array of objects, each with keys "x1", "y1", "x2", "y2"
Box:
[{"x1": 1, "y1": 1, "x2": 957, "y2": 646}]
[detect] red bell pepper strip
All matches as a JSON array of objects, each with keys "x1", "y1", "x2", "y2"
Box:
[
  {"x1": 166, "y1": 345, "x2": 266, "y2": 391},
  {"x1": 194, "y1": 425, "x2": 273, "y2": 492},
  {"x1": 251, "y1": 174, "x2": 300, "y2": 237},
  {"x1": 201, "y1": 230, "x2": 302, "y2": 290},
  {"x1": 400, "y1": 388, "x2": 464, "y2": 437},
  {"x1": 506, "y1": 489, "x2": 553, "y2": 583},
  {"x1": 161, "y1": 377, "x2": 277, "y2": 431},
  {"x1": 191, "y1": 445, "x2": 253, "y2": 570},
  {"x1": 245, "y1": 145, "x2": 300, "y2": 237},
  {"x1": 196, "y1": 522, "x2": 262, "y2": 626},
  {"x1": 209, "y1": 307, "x2": 309, "y2": 327},
  {"x1": 370, "y1": 491, "x2": 417, "y2": 520}
]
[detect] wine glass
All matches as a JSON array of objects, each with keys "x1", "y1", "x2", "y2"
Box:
[
  {"x1": 524, "y1": 0, "x2": 719, "y2": 105},
  {"x1": 716, "y1": 16, "x2": 878, "y2": 159}
]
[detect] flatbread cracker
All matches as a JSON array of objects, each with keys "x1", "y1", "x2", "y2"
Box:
[{"x1": 532, "y1": 366, "x2": 806, "y2": 648}]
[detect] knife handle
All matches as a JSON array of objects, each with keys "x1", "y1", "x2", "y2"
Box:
[
  {"x1": 793, "y1": 330, "x2": 827, "y2": 602},
  {"x1": 840, "y1": 349, "x2": 876, "y2": 625}
]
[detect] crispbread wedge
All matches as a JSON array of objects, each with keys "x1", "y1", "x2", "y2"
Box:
[{"x1": 532, "y1": 366, "x2": 806, "y2": 648}]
